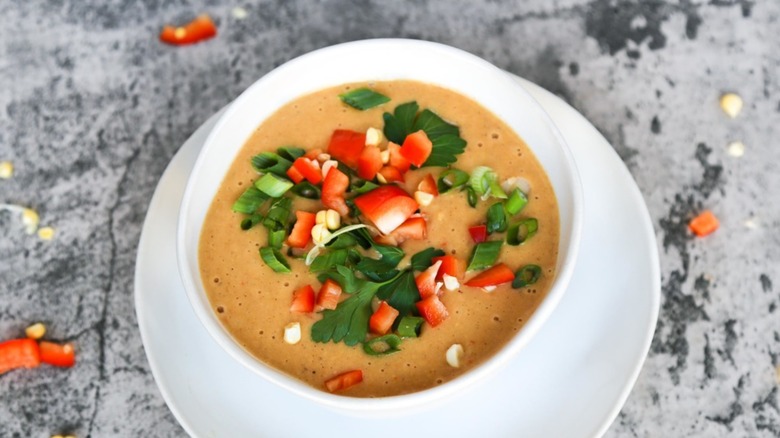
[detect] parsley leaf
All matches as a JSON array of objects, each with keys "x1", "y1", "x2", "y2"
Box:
[
  {"x1": 410, "y1": 247, "x2": 446, "y2": 271},
  {"x1": 376, "y1": 271, "x2": 420, "y2": 317},
  {"x1": 309, "y1": 249, "x2": 349, "y2": 273},
  {"x1": 382, "y1": 101, "x2": 467, "y2": 167}
]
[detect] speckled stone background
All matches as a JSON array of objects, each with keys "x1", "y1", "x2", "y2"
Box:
[{"x1": 1, "y1": 0, "x2": 778, "y2": 436}]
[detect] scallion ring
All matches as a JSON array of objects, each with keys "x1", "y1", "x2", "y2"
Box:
[
  {"x1": 513, "y1": 265, "x2": 541, "y2": 288},
  {"x1": 504, "y1": 188, "x2": 528, "y2": 216},
  {"x1": 254, "y1": 173, "x2": 294, "y2": 198},
  {"x1": 260, "y1": 247, "x2": 291, "y2": 273},
  {"x1": 466, "y1": 241, "x2": 503, "y2": 271},
  {"x1": 506, "y1": 218, "x2": 538, "y2": 246},
  {"x1": 396, "y1": 316, "x2": 424, "y2": 338},
  {"x1": 363, "y1": 334, "x2": 403, "y2": 356},
  {"x1": 437, "y1": 169, "x2": 469, "y2": 193}
]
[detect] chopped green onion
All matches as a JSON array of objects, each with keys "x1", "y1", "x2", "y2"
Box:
[
  {"x1": 240, "y1": 213, "x2": 263, "y2": 230},
  {"x1": 467, "y1": 241, "x2": 502, "y2": 271},
  {"x1": 363, "y1": 334, "x2": 402, "y2": 356},
  {"x1": 276, "y1": 147, "x2": 305, "y2": 162},
  {"x1": 504, "y1": 188, "x2": 528, "y2": 216},
  {"x1": 396, "y1": 316, "x2": 424, "y2": 338},
  {"x1": 469, "y1": 166, "x2": 492, "y2": 197},
  {"x1": 513, "y1": 265, "x2": 542, "y2": 288},
  {"x1": 466, "y1": 187, "x2": 478, "y2": 208},
  {"x1": 506, "y1": 218, "x2": 538, "y2": 246},
  {"x1": 486, "y1": 202, "x2": 508, "y2": 234},
  {"x1": 267, "y1": 228, "x2": 286, "y2": 249},
  {"x1": 260, "y1": 247, "x2": 291, "y2": 273},
  {"x1": 251, "y1": 152, "x2": 293, "y2": 177},
  {"x1": 232, "y1": 186, "x2": 269, "y2": 214},
  {"x1": 254, "y1": 173, "x2": 294, "y2": 198},
  {"x1": 291, "y1": 181, "x2": 321, "y2": 199},
  {"x1": 262, "y1": 197, "x2": 292, "y2": 231},
  {"x1": 351, "y1": 179, "x2": 378, "y2": 194},
  {"x1": 340, "y1": 88, "x2": 391, "y2": 111},
  {"x1": 487, "y1": 174, "x2": 507, "y2": 199},
  {"x1": 437, "y1": 169, "x2": 469, "y2": 193}
]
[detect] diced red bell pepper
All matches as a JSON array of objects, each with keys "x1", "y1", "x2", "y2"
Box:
[
  {"x1": 286, "y1": 165, "x2": 305, "y2": 184},
  {"x1": 353, "y1": 186, "x2": 418, "y2": 235},
  {"x1": 378, "y1": 166, "x2": 404, "y2": 184},
  {"x1": 160, "y1": 15, "x2": 218, "y2": 46},
  {"x1": 400, "y1": 130, "x2": 433, "y2": 168},
  {"x1": 388, "y1": 142, "x2": 411, "y2": 173},
  {"x1": 325, "y1": 369, "x2": 363, "y2": 393},
  {"x1": 39, "y1": 342, "x2": 75, "y2": 368},
  {"x1": 465, "y1": 263, "x2": 515, "y2": 288},
  {"x1": 327, "y1": 130, "x2": 365, "y2": 168},
  {"x1": 416, "y1": 260, "x2": 442, "y2": 299},
  {"x1": 287, "y1": 211, "x2": 316, "y2": 248},
  {"x1": 468, "y1": 225, "x2": 487, "y2": 243},
  {"x1": 357, "y1": 145, "x2": 383, "y2": 180},
  {"x1": 369, "y1": 301, "x2": 400, "y2": 335},
  {"x1": 418, "y1": 174, "x2": 439, "y2": 196},
  {"x1": 689, "y1": 210, "x2": 719, "y2": 237},
  {"x1": 292, "y1": 158, "x2": 322, "y2": 185},
  {"x1": 321, "y1": 167, "x2": 350, "y2": 216},
  {"x1": 432, "y1": 255, "x2": 463, "y2": 281},
  {"x1": 390, "y1": 216, "x2": 427, "y2": 243},
  {"x1": 290, "y1": 285, "x2": 316, "y2": 313},
  {"x1": 304, "y1": 148, "x2": 323, "y2": 160},
  {"x1": 0, "y1": 338, "x2": 41, "y2": 375},
  {"x1": 316, "y1": 279, "x2": 343, "y2": 310},
  {"x1": 415, "y1": 295, "x2": 448, "y2": 327}
]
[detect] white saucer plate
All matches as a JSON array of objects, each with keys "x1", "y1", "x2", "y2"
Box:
[{"x1": 134, "y1": 76, "x2": 660, "y2": 438}]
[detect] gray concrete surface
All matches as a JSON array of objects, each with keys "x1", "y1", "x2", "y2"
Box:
[{"x1": 1, "y1": 0, "x2": 778, "y2": 436}]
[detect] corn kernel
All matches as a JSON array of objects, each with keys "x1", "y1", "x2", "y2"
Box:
[
  {"x1": 0, "y1": 161, "x2": 13, "y2": 179},
  {"x1": 325, "y1": 209, "x2": 341, "y2": 230},
  {"x1": 442, "y1": 274, "x2": 460, "y2": 291},
  {"x1": 727, "y1": 141, "x2": 745, "y2": 157},
  {"x1": 284, "y1": 322, "x2": 301, "y2": 344},
  {"x1": 315, "y1": 210, "x2": 327, "y2": 225},
  {"x1": 414, "y1": 191, "x2": 434, "y2": 207},
  {"x1": 311, "y1": 224, "x2": 331, "y2": 245},
  {"x1": 720, "y1": 92, "x2": 743, "y2": 118},
  {"x1": 38, "y1": 227, "x2": 55, "y2": 240},
  {"x1": 25, "y1": 323, "x2": 46, "y2": 340},
  {"x1": 446, "y1": 344, "x2": 464, "y2": 368},
  {"x1": 380, "y1": 150, "x2": 390, "y2": 164},
  {"x1": 365, "y1": 127, "x2": 384, "y2": 147},
  {"x1": 376, "y1": 173, "x2": 387, "y2": 184},
  {"x1": 21, "y1": 208, "x2": 39, "y2": 234},
  {"x1": 231, "y1": 7, "x2": 248, "y2": 19},
  {"x1": 316, "y1": 153, "x2": 331, "y2": 163}
]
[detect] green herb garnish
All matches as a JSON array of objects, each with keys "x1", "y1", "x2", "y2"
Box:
[
  {"x1": 290, "y1": 181, "x2": 321, "y2": 199},
  {"x1": 339, "y1": 88, "x2": 391, "y2": 110},
  {"x1": 467, "y1": 241, "x2": 502, "y2": 271},
  {"x1": 376, "y1": 270, "x2": 419, "y2": 317},
  {"x1": 262, "y1": 197, "x2": 292, "y2": 231},
  {"x1": 267, "y1": 228, "x2": 286, "y2": 249},
  {"x1": 350, "y1": 179, "x2": 378, "y2": 194},
  {"x1": 504, "y1": 188, "x2": 528, "y2": 216},
  {"x1": 251, "y1": 152, "x2": 293, "y2": 177},
  {"x1": 466, "y1": 186, "x2": 478, "y2": 208},
  {"x1": 363, "y1": 334, "x2": 403, "y2": 356},
  {"x1": 260, "y1": 247, "x2": 291, "y2": 273},
  {"x1": 486, "y1": 202, "x2": 508, "y2": 234},
  {"x1": 383, "y1": 101, "x2": 467, "y2": 167},
  {"x1": 240, "y1": 213, "x2": 263, "y2": 230},
  {"x1": 506, "y1": 218, "x2": 538, "y2": 246},
  {"x1": 276, "y1": 147, "x2": 305, "y2": 162},
  {"x1": 232, "y1": 186, "x2": 269, "y2": 214},
  {"x1": 410, "y1": 247, "x2": 446, "y2": 271},
  {"x1": 254, "y1": 173, "x2": 294, "y2": 198},
  {"x1": 396, "y1": 316, "x2": 424, "y2": 338},
  {"x1": 437, "y1": 168, "x2": 469, "y2": 193},
  {"x1": 513, "y1": 265, "x2": 542, "y2": 288},
  {"x1": 310, "y1": 249, "x2": 349, "y2": 273}
]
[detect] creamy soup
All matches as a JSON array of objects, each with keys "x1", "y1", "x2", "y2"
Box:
[{"x1": 199, "y1": 80, "x2": 559, "y2": 397}]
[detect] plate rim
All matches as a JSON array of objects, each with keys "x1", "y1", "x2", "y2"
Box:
[{"x1": 134, "y1": 76, "x2": 660, "y2": 438}]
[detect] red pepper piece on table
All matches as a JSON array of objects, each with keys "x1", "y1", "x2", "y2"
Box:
[
  {"x1": 39, "y1": 342, "x2": 75, "y2": 368},
  {"x1": 689, "y1": 210, "x2": 719, "y2": 237},
  {"x1": 0, "y1": 338, "x2": 41, "y2": 375},
  {"x1": 160, "y1": 15, "x2": 217, "y2": 46}
]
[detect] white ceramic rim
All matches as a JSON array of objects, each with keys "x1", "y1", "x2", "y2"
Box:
[{"x1": 176, "y1": 38, "x2": 583, "y2": 413}]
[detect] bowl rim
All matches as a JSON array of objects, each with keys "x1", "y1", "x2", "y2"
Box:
[{"x1": 176, "y1": 38, "x2": 583, "y2": 413}]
